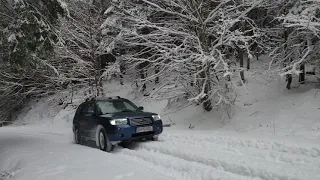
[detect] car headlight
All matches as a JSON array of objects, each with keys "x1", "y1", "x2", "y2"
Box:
[
  {"x1": 152, "y1": 115, "x2": 161, "y2": 121},
  {"x1": 110, "y1": 118, "x2": 128, "y2": 125}
]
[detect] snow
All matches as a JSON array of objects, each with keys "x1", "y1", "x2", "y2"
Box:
[
  {"x1": 2, "y1": 126, "x2": 320, "y2": 180},
  {"x1": 7, "y1": 34, "x2": 17, "y2": 43},
  {"x1": 222, "y1": 57, "x2": 320, "y2": 139},
  {"x1": 104, "y1": 6, "x2": 114, "y2": 15},
  {"x1": 117, "y1": 132, "x2": 320, "y2": 180},
  {"x1": 57, "y1": 0, "x2": 69, "y2": 16},
  {"x1": 0, "y1": 127, "x2": 171, "y2": 180},
  {"x1": 1, "y1": 56, "x2": 320, "y2": 180},
  {"x1": 101, "y1": 16, "x2": 119, "y2": 29}
]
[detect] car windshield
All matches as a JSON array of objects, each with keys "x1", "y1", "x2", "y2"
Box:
[{"x1": 96, "y1": 99, "x2": 139, "y2": 114}]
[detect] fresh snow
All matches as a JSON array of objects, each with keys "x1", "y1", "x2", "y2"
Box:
[
  {"x1": 0, "y1": 127, "x2": 171, "y2": 180},
  {"x1": 1, "y1": 57, "x2": 320, "y2": 180},
  {"x1": 1, "y1": 126, "x2": 320, "y2": 180},
  {"x1": 117, "y1": 131, "x2": 320, "y2": 180},
  {"x1": 7, "y1": 34, "x2": 17, "y2": 43}
]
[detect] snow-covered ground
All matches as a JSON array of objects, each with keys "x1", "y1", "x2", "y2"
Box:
[
  {"x1": 117, "y1": 130, "x2": 320, "y2": 180},
  {"x1": 2, "y1": 125, "x2": 320, "y2": 180},
  {"x1": 0, "y1": 127, "x2": 171, "y2": 180},
  {"x1": 1, "y1": 56, "x2": 320, "y2": 180}
]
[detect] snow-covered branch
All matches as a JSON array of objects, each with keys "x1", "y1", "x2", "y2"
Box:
[
  {"x1": 268, "y1": 0, "x2": 320, "y2": 77},
  {"x1": 106, "y1": 0, "x2": 260, "y2": 111}
]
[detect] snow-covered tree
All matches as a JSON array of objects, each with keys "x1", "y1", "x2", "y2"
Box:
[
  {"x1": 269, "y1": 0, "x2": 320, "y2": 89},
  {"x1": 57, "y1": 0, "x2": 114, "y2": 96},
  {"x1": 106, "y1": 0, "x2": 265, "y2": 111},
  {"x1": 0, "y1": 0, "x2": 68, "y2": 67},
  {"x1": 0, "y1": 0, "x2": 67, "y2": 124}
]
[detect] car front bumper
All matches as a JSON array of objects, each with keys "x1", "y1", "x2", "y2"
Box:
[{"x1": 107, "y1": 120, "x2": 163, "y2": 142}]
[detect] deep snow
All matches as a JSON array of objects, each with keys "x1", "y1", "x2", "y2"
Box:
[{"x1": 1, "y1": 56, "x2": 320, "y2": 180}]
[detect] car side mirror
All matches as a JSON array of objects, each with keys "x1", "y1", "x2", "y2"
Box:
[{"x1": 138, "y1": 106, "x2": 144, "y2": 111}]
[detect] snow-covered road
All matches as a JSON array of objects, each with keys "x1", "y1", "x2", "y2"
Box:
[
  {"x1": 1, "y1": 127, "x2": 320, "y2": 180},
  {"x1": 0, "y1": 127, "x2": 171, "y2": 180},
  {"x1": 116, "y1": 131, "x2": 320, "y2": 180}
]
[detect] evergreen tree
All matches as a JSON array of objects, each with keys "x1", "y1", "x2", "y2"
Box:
[{"x1": 0, "y1": 0, "x2": 68, "y2": 67}]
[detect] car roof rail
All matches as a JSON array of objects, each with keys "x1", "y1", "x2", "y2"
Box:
[
  {"x1": 85, "y1": 95, "x2": 96, "y2": 102},
  {"x1": 94, "y1": 96, "x2": 121, "y2": 101},
  {"x1": 107, "y1": 96, "x2": 121, "y2": 99}
]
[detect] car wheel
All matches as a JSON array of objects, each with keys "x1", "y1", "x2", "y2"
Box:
[
  {"x1": 74, "y1": 128, "x2": 81, "y2": 144},
  {"x1": 98, "y1": 127, "x2": 113, "y2": 152}
]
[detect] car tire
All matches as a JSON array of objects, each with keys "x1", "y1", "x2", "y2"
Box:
[
  {"x1": 74, "y1": 128, "x2": 81, "y2": 144},
  {"x1": 98, "y1": 127, "x2": 113, "y2": 152}
]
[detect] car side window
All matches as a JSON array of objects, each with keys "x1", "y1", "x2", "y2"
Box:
[
  {"x1": 87, "y1": 103, "x2": 95, "y2": 114},
  {"x1": 81, "y1": 103, "x2": 95, "y2": 115},
  {"x1": 80, "y1": 104, "x2": 88, "y2": 115}
]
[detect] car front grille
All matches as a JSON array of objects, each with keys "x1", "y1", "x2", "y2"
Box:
[{"x1": 131, "y1": 117, "x2": 152, "y2": 126}]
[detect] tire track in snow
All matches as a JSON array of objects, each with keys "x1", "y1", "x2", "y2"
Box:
[
  {"x1": 5, "y1": 132, "x2": 66, "y2": 137},
  {"x1": 115, "y1": 147, "x2": 259, "y2": 180},
  {"x1": 131, "y1": 141, "x2": 320, "y2": 180},
  {"x1": 163, "y1": 134, "x2": 320, "y2": 158},
  {"x1": 161, "y1": 135, "x2": 320, "y2": 168}
]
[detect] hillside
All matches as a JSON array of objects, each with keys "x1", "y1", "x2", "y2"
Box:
[
  {"x1": 1, "y1": 58, "x2": 320, "y2": 180},
  {"x1": 1, "y1": 0, "x2": 320, "y2": 179},
  {"x1": 11, "y1": 56, "x2": 320, "y2": 140}
]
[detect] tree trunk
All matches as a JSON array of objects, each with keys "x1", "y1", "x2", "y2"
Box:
[
  {"x1": 286, "y1": 74, "x2": 292, "y2": 89},
  {"x1": 246, "y1": 55, "x2": 250, "y2": 70},
  {"x1": 238, "y1": 48, "x2": 245, "y2": 83},
  {"x1": 96, "y1": 56, "x2": 104, "y2": 96},
  {"x1": 190, "y1": 72, "x2": 194, "y2": 87},
  {"x1": 99, "y1": 79, "x2": 104, "y2": 96},
  {"x1": 299, "y1": 64, "x2": 305, "y2": 84},
  {"x1": 140, "y1": 69, "x2": 146, "y2": 92},
  {"x1": 119, "y1": 63, "x2": 125, "y2": 85},
  {"x1": 284, "y1": 29, "x2": 291, "y2": 90},
  {"x1": 71, "y1": 82, "x2": 74, "y2": 104},
  {"x1": 197, "y1": 26, "x2": 212, "y2": 111},
  {"x1": 95, "y1": 71, "x2": 99, "y2": 96},
  {"x1": 203, "y1": 63, "x2": 212, "y2": 112},
  {"x1": 155, "y1": 65, "x2": 160, "y2": 84}
]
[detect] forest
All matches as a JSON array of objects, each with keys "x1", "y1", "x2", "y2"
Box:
[{"x1": 0, "y1": 0, "x2": 319, "y2": 124}]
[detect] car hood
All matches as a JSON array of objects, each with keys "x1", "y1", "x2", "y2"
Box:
[{"x1": 99, "y1": 111, "x2": 157, "y2": 119}]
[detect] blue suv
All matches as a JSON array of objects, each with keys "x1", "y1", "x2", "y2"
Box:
[{"x1": 72, "y1": 96, "x2": 163, "y2": 152}]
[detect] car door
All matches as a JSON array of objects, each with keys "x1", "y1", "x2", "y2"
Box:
[
  {"x1": 73, "y1": 103, "x2": 84, "y2": 131},
  {"x1": 79, "y1": 103, "x2": 89, "y2": 135},
  {"x1": 80, "y1": 102, "x2": 98, "y2": 139}
]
